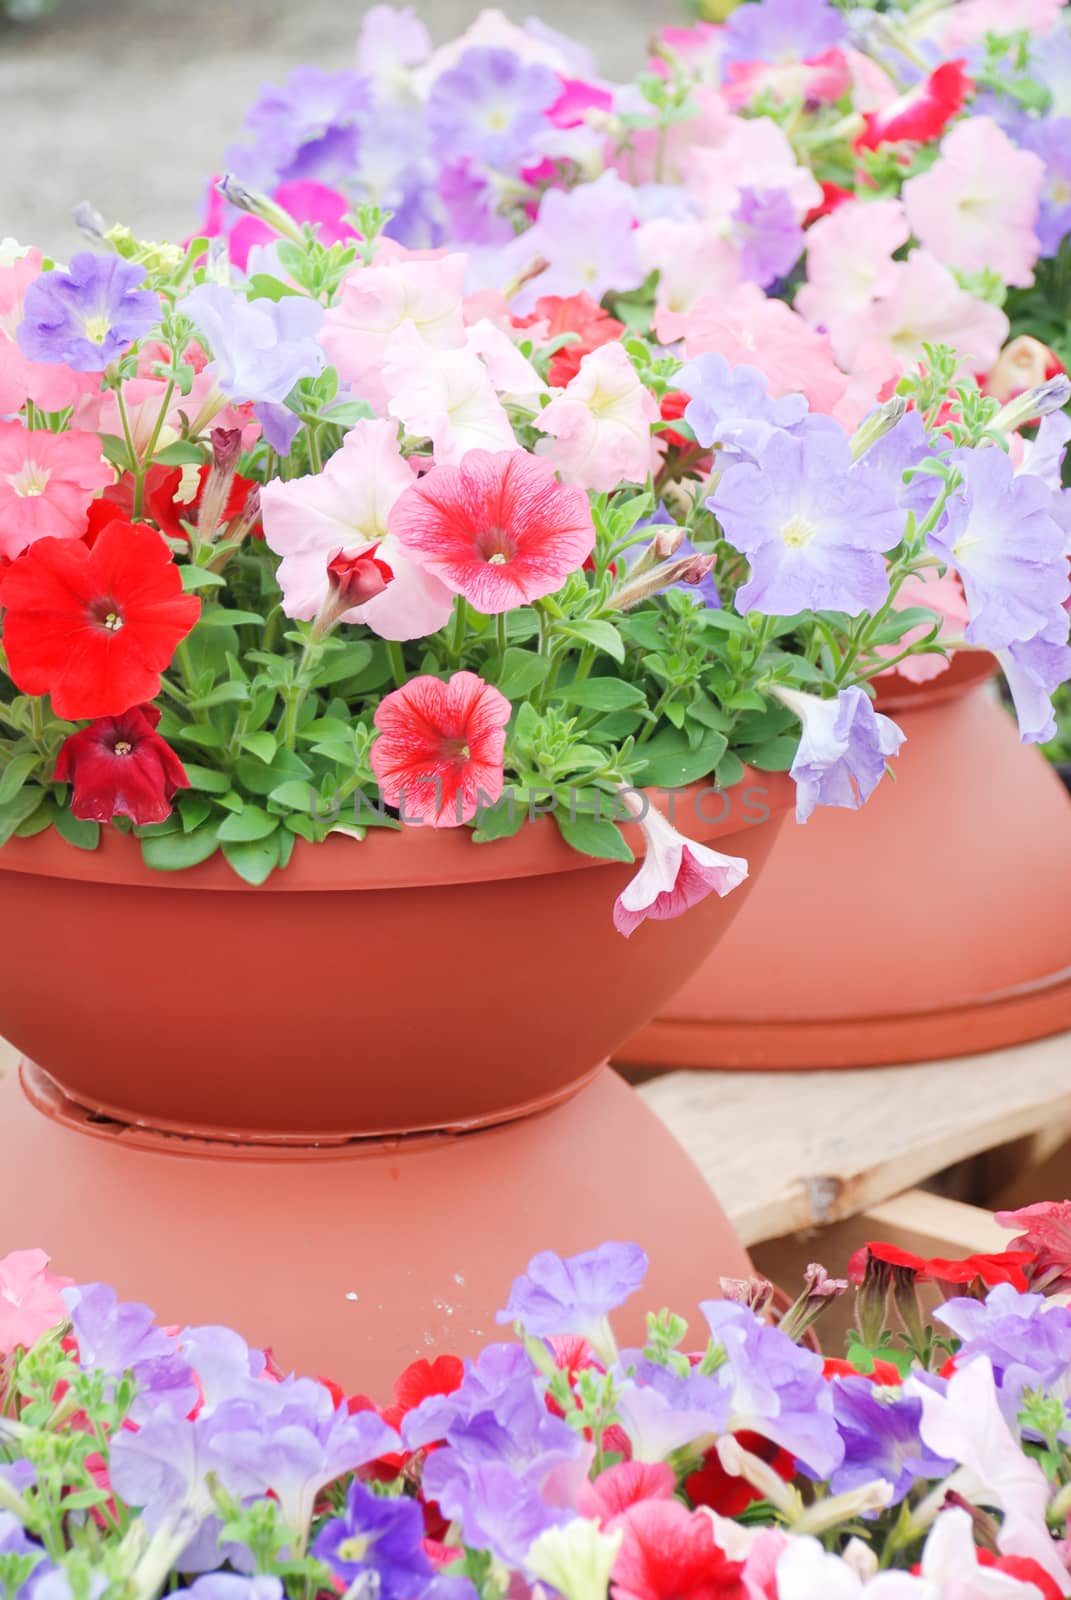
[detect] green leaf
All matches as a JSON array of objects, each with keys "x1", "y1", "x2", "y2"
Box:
[
  {"x1": 188, "y1": 682, "x2": 250, "y2": 710},
  {"x1": 240, "y1": 732, "x2": 277, "y2": 764},
  {"x1": 556, "y1": 679, "x2": 647, "y2": 712},
  {"x1": 98, "y1": 432, "x2": 133, "y2": 472},
  {"x1": 322, "y1": 400, "x2": 375, "y2": 429},
  {"x1": 634, "y1": 728, "x2": 727, "y2": 788},
  {"x1": 310, "y1": 642, "x2": 374, "y2": 688},
  {"x1": 870, "y1": 607, "x2": 941, "y2": 645},
  {"x1": 247, "y1": 274, "x2": 303, "y2": 302},
  {"x1": 0, "y1": 788, "x2": 47, "y2": 847},
  {"x1": 141, "y1": 825, "x2": 220, "y2": 872},
  {"x1": 180, "y1": 566, "x2": 226, "y2": 591},
  {"x1": 556, "y1": 808, "x2": 634, "y2": 863},
  {"x1": 216, "y1": 805, "x2": 278, "y2": 842},
  {"x1": 13, "y1": 796, "x2": 51, "y2": 838},
  {"x1": 496, "y1": 649, "x2": 551, "y2": 700},
  {"x1": 197, "y1": 608, "x2": 266, "y2": 629},
  {"x1": 285, "y1": 812, "x2": 322, "y2": 841},
  {"x1": 183, "y1": 764, "x2": 234, "y2": 794},
  {"x1": 269, "y1": 779, "x2": 317, "y2": 812},
  {"x1": 52, "y1": 808, "x2": 100, "y2": 850},
  {"x1": 0, "y1": 751, "x2": 41, "y2": 805},
  {"x1": 222, "y1": 835, "x2": 281, "y2": 886},
  {"x1": 472, "y1": 795, "x2": 528, "y2": 843},
  {"x1": 714, "y1": 752, "x2": 745, "y2": 789},
  {"x1": 741, "y1": 736, "x2": 798, "y2": 772},
  {"x1": 151, "y1": 440, "x2": 207, "y2": 466},
  {"x1": 178, "y1": 793, "x2": 213, "y2": 833},
  {"x1": 560, "y1": 620, "x2": 626, "y2": 665},
  {"x1": 693, "y1": 608, "x2": 751, "y2": 636}
]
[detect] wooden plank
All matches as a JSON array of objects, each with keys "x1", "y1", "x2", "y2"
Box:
[{"x1": 635, "y1": 1031, "x2": 1071, "y2": 1246}]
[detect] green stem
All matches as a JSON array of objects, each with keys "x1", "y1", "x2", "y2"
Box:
[
  {"x1": 386, "y1": 640, "x2": 407, "y2": 689},
  {"x1": 133, "y1": 375, "x2": 176, "y2": 517},
  {"x1": 281, "y1": 639, "x2": 322, "y2": 749},
  {"x1": 449, "y1": 599, "x2": 467, "y2": 662}
]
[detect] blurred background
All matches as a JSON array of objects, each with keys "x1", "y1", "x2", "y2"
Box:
[{"x1": 0, "y1": 0, "x2": 672, "y2": 258}]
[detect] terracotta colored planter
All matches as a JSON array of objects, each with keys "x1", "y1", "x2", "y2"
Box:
[
  {"x1": 616, "y1": 659, "x2": 1071, "y2": 1071},
  {"x1": 0, "y1": 774, "x2": 790, "y2": 1391}
]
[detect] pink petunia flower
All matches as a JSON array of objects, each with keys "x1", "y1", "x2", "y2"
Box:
[
  {"x1": 996, "y1": 1200, "x2": 1071, "y2": 1294},
  {"x1": 843, "y1": 251, "x2": 1009, "y2": 389},
  {"x1": 922, "y1": 0, "x2": 1064, "y2": 51},
  {"x1": 903, "y1": 118, "x2": 1045, "y2": 289},
  {"x1": 319, "y1": 252, "x2": 468, "y2": 409},
  {"x1": 382, "y1": 325, "x2": 516, "y2": 466},
  {"x1": 0, "y1": 249, "x2": 101, "y2": 415},
  {"x1": 370, "y1": 671, "x2": 511, "y2": 827},
  {"x1": 610, "y1": 1498, "x2": 747, "y2": 1600},
  {"x1": 723, "y1": 49, "x2": 851, "y2": 112},
  {"x1": 0, "y1": 1248, "x2": 74, "y2": 1355},
  {"x1": 260, "y1": 418, "x2": 453, "y2": 642},
  {"x1": 681, "y1": 116, "x2": 823, "y2": 228},
  {"x1": 657, "y1": 285, "x2": 851, "y2": 420},
  {"x1": 795, "y1": 200, "x2": 911, "y2": 364},
  {"x1": 637, "y1": 219, "x2": 742, "y2": 319},
  {"x1": 535, "y1": 342, "x2": 660, "y2": 493},
  {"x1": 875, "y1": 570, "x2": 970, "y2": 685},
  {"x1": 613, "y1": 795, "x2": 748, "y2": 939},
  {"x1": 388, "y1": 447, "x2": 595, "y2": 613},
  {"x1": 576, "y1": 1462, "x2": 676, "y2": 1527},
  {"x1": 0, "y1": 421, "x2": 113, "y2": 557}
]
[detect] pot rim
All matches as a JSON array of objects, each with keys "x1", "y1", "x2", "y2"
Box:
[
  {"x1": 0, "y1": 770, "x2": 794, "y2": 892},
  {"x1": 872, "y1": 649, "x2": 996, "y2": 714}
]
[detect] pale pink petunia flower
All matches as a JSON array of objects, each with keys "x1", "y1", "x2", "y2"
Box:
[
  {"x1": 388, "y1": 446, "x2": 594, "y2": 613},
  {"x1": 875, "y1": 570, "x2": 971, "y2": 684},
  {"x1": 613, "y1": 794, "x2": 748, "y2": 938},
  {"x1": 795, "y1": 200, "x2": 911, "y2": 364},
  {"x1": 681, "y1": 116, "x2": 822, "y2": 227},
  {"x1": 607, "y1": 84, "x2": 735, "y2": 187},
  {"x1": 903, "y1": 118, "x2": 1045, "y2": 289},
  {"x1": 319, "y1": 253, "x2": 468, "y2": 409},
  {"x1": 657, "y1": 284, "x2": 851, "y2": 420},
  {"x1": 461, "y1": 318, "x2": 545, "y2": 401},
  {"x1": 534, "y1": 341, "x2": 660, "y2": 493},
  {"x1": 0, "y1": 421, "x2": 113, "y2": 557},
  {"x1": 637, "y1": 218, "x2": 742, "y2": 319},
  {"x1": 922, "y1": 0, "x2": 1064, "y2": 51},
  {"x1": 0, "y1": 1248, "x2": 74, "y2": 1355},
  {"x1": 911, "y1": 1358, "x2": 1071, "y2": 1594},
  {"x1": 260, "y1": 417, "x2": 453, "y2": 641},
  {"x1": 845, "y1": 251, "x2": 1009, "y2": 389},
  {"x1": 383, "y1": 325, "x2": 517, "y2": 466}
]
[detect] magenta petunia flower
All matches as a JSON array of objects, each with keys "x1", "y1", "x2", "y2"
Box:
[
  {"x1": 388, "y1": 448, "x2": 595, "y2": 613},
  {"x1": 370, "y1": 671, "x2": 511, "y2": 828}
]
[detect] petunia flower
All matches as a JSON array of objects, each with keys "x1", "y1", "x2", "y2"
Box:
[
  {"x1": 902, "y1": 118, "x2": 1045, "y2": 290},
  {"x1": 496, "y1": 1243, "x2": 648, "y2": 1361},
  {"x1": 382, "y1": 326, "x2": 516, "y2": 465},
  {"x1": 53, "y1": 704, "x2": 190, "y2": 826},
  {"x1": 0, "y1": 248, "x2": 103, "y2": 414},
  {"x1": 0, "y1": 421, "x2": 112, "y2": 558},
  {"x1": 636, "y1": 218, "x2": 743, "y2": 321},
  {"x1": 504, "y1": 172, "x2": 646, "y2": 316},
  {"x1": 612, "y1": 797, "x2": 748, "y2": 939},
  {"x1": 63, "y1": 1280, "x2": 198, "y2": 1422},
  {"x1": 856, "y1": 61, "x2": 972, "y2": 152},
  {"x1": 312, "y1": 1477, "x2": 434, "y2": 1597},
  {"x1": 528, "y1": 1518, "x2": 623, "y2": 1600},
  {"x1": 795, "y1": 200, "x2": 910, "y2": 363},
  {"x1": 1018, "y1": 117, "x2": 1071, "y2": 257},
  {"x1": 320, "y1": 252, "x2": 468, "y2": 408},
  {"x1": 17, "y1": 252, "x2": 160, "y2": 372},
  {"x1": 576, "y1": 1463, "x2": 676, "y2": 1527},
  {"x1": 370, "y1": 671, "x2": 511, "y2": 828},
  {"x1": 426, "y1": 46, "x2": 560, "y2": 171},
  {"x1": 388, "y1": 447, "x2": 594, "y2": 613},
  {"x1": 828, "y1": 1379, "x2": 953, "y2": 1505},
  {"x1": 0, "y1": 1248, "x2": 73, "y2": 1356},
  {"x1": 172, "y1": 1580, "x2": 284, "y2": 1600},
  {"x1": 2, "y1": 520, "x2": 201, "y2": 720},
  {"x1": 997, "y1": 1201, "x2": 1071, "y2": 1295},
  {"x1": 226, "y1": 65, "x2": 370, "y2": 190},
  {"x1": 678, "y1": 351, "x2": 809, "y2": 465},
  {"x1": 609, "y1": 1499, "x2": 746, "y2": 1600},
  {"x1": 997, "y1": 625, "x2": 1071, "y2": 745},
  {"x1": 719, "y1": 0, "x2": 844, "y2": 66},
  {"x1": 514, "y1": 292, "x2": 625, "y2": 390},
  {"x1": 774, "y1": 686, "x2": 905, "y2": 824},
  {"x1": 730, "y1": 187, "x2": 804, "y2": 288},
  {"x1": 709, "y1": 420, "x2": 902, "y2": 617},
  {"x1": 220, "y1": 179, "x2": 360, "y2": 271},
  {"x1": 177, "y1": 284, "x2": 325, "y2": 405},
  {"x1": 260, "y1": 418, "x2": 453, "y2": 642},
  {"x1": 535, "y1": 343, "x2": 660, "y2": 493}
]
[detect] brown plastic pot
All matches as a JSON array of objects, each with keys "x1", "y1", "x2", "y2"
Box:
[
  {"x1": 616, "y1": 657, "x2": 1071, "y2": 1071},
  {"x1": 0, "y1": 774, "x2": 790, "y2": 1391},
  {"x1": 0, "y1": 773, "x2": 789, "y2": 1138}
]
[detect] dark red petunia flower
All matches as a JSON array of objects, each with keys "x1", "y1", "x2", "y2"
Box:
[
  {"x1": 85, "y1": 458, "x2": 262, "y2": 549},
  {"x1": 857, "y1": 61, "x2": 972, "y2": 151},
  {"x1": 685, "y1": 1430, "x2": 795, "y2": 1516},
  {"x1": 53, "y1": 703, "x2": 189, "y2": 825},
  {"x1": 2, "y1": 520, "x2": 201, "y2": 720},
  {"x1": 514, "y1": 292, "x2": 626, "y2": 388}
]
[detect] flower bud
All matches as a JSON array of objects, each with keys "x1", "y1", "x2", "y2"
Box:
[
  {"x1": 216, "y1": 174, "x2": 307, "y2": 247},
  {"x1": 314, "y1": 545, "x2": 395, "y2": 637},
  {"x1": 196, "y1": 427, "x2": 243, "y2": 543},
  {"x1": 850, "y1": 396, "x2": 908, "y2": 461},
  {"x1": 991, "y1": 373, "x2": 1071, "y2": 436},
  {"x1": 985, "y1": 334, "x2": 1066, "y2": 404},
  {"x1": 777, "y1": 1262, "x2": 850, "y2": 1343},
  {"x1": 718, "y1": 1275, "x2": 774, "y2": 1318}
]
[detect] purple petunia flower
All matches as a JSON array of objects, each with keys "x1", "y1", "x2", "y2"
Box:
[
  {"x1": 731, "y1": 188, "x2": 805, "y2": 288},
  {"x1": 678, "y1": 352, "x2": 809, "y2": 466},
  {"x1": 173, "y1": 1580, "x2": 284, "y2": 1600},
  {"x1": 1018, "y1": 409, "x2": 1071, "y2": 492},
  {"x1": 439, "y1": 161, "x2": 515, "y2": 247},
  {"x1": 496, "y1": 1242, "x2": 648, "y2": 1355},
  {"x1": 0, "y1": 1511, "x2": 45, "y2": 1599},
  {"x1": 313, "y1": 1478, "x2": 434, "y2": 1596},
  {"x1": 613, "y1": 1360, "x2": 729, "y2": 1462},
  {"x1": 1018, "y1": 118, "x2": 1071, "y2": 256},
  {"x1": 699, "y1": 1299, "x2": 844, "y2": 1478},
  {"x1": 63, "y1": 1283, "x2": 198, "y2": 1422},
  {"x1": 356, "y1": 4, "x2": 432, "y2": 88},
  {"x1": 859, "y1": 408, "x2": 942, "y2": 513},
  {"x1": 427, "y1": 47, "x2": 560, "y2": 172},
  {"x1": 829, "y1": 1378, "x2": 953, "y2": 1503},
  {"x1": 935, "y1": 1283, "x2": 1071, "y2": 1427},
  {"x1": 928, "y1": 447, "x2": 1070, "y2": 651},
  {"x1": 229, "y1": 67, "x2": 371, "y2": 189},
  {"x1": 709, "y1": 418, "x2": 902, "y2": 617},
  {"x1": 424, "y1": 1456, "x2": 572, "y2": 1570},
  {"x1": 997, "y1": 622, "x2": 1071, "y2": 744},
  {"x1": 721, "y1": 0, "x2": 846, "y2": 67},
  {"x1": 505, "y1": 172, "x2": 646, "y2": 314},
  {"x1": 17, "y1": 253, "x2": 159, "y2": 372},
  {"x1": 775, "y1": 685, "x2": 905, "y2": 824},
  {"x1": 177, "y1": 284, "x2": 325, "y2": 406},
  {"x1": 403, "y1": 1343, "x2": 539, "y2": 1452}
]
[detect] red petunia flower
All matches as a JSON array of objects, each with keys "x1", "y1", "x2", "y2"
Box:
[
  {"x1": 610, "y1": 1499, "x2": 748, "y2": 1600},
  {"x1": 370, "y1": 671, "x2": 512, "y2": 828},
  {"x1": 577, "y1": 1461, "x2": 676, "y2": 1526},
  {"x1": 388, "y1": 448, "x2": 595, "y2": 614},
  {"x1": 515, "y1": 292, "x2": 626, "y2": 389},
  {"x1": 857, "y1": 61, "x2": 972, "y2": 151},
  {"x1": 976, "y1": 1549, "x2": 1066, "y2": 1600},
  {"x1": 380, "y1": 1354, "x2": 465, "y2": 1434},
  {"x1": 822, "y1": 1356, "x2": 903, "y2": 1386},
  {"x1": 997, "y1": 1199, "x2": 1071, "y2": 1293},
  {"x1": 685, "y1": 1431, "x2": 795, "y2": 1517},
  {"x1": 848, "y1": 1240, "x2": 1036, "y2": 1292},
  {"x1": 2, "y1": 520, "x2": 201, "y2": 719},
  {"x1": 53, "y1": 704, "x2": 189, "y2": 825},
  {"x1": 804, "y1": 181, "x2": 853, "y2": 226}
]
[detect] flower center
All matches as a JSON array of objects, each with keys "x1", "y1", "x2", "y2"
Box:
[
  {"x1": 441, "y1": 738, "x2": 471, "y2": 762},
  {"x1": 1052, "y1": 178, "x2": 1071, "y2": 205},
  {"x1": 337, "y1": 1534, "x2": 373, "y2": 1564},
  {"x1": 477, "y1": 527, "x2": 517, "y2": 567},
  {"x1": 89, "y1": 599, "x2": 125, "y2": 632},
  {"x1": 113, "y1": 740, "x2": 133, "y2": 756},
  {"x1": 82, "y1": 312, "x2": 112, "y2": 345},
  {"x1": 780, "y1": 512, "x2": 819, "y2": 549},
  {"x1": 10, "y1": 461, "x2": 51, "y2": 498}
]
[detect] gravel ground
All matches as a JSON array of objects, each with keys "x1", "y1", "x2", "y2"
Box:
[{"x1": 1, "y1": 0, "x2": 672, "y2": 257}]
